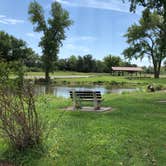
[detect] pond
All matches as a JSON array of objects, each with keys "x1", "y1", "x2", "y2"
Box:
[{"x1": 34, "y1": 85, "x2": 139, "y2": 98}]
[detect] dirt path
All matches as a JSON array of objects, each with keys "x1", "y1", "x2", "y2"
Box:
[{"x1": 25, "y1": 75, "x2": 93, "y2": 79}]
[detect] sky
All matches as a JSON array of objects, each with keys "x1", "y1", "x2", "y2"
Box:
[{"x1": 0, "y1": 0, "x2": 150, "y2": 66}]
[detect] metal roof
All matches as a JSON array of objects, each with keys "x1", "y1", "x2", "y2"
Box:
[{"x1": 112, "y1": 67, "x2": 143, "y2": 72}]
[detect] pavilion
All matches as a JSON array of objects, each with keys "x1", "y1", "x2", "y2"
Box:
[{"x1": 111, "y1": 67, "x2": 143, "y2": 76}]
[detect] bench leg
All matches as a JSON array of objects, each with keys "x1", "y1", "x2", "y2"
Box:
[
  {"x1": 94, "y1": 101, "x2": 100, "y2": 110},
  {"x1": 93, "y1": 92, "x2": 101, "y2": 110},
  {"x1": 73, "y1": 91, "x2": 81, "y2": 110},
  {"x1": 73, "y1": 100, "x2": 81, "y2": 110}
]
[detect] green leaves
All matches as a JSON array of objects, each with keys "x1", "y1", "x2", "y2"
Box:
[
  {"x1": 0, "y1": 31, "x2": 37, "y2": 64},
  {"x1": 28, "y1": 1, "x2": 73, "y2": 81},
  {"x1": 104, "y1": 55, "x2": 122, "y2": 72},
  {"x1": 123, "y1": 10, "x2": 165, "y2": 78},
  {"x1": 128, "y1": 0, "x2": 164, "y2": 12},
  {"x1": 28, "y1": 1, "x2": 46, "y2": 32}
]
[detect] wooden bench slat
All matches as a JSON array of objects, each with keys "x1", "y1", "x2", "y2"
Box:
[
  {"x1": 70, "y1": 91, "x2": 101, "y2": 94},
  {"x1": 69, "y1": 93, "x2": 102, "y2": 96},
  {"x1": 80, "y1": 99, "x2": 103, "y2": 101},
  {"x1": 70, "y1": 95, "x2": 102, "y2": 98},
  {"x1": 69, "y1": 91, "x2": 101, "y2": 93},
  {"x1": 70, "y1": 96, "x2": 102, "y2": 99},
  {"x1": 69, "y1": 91, "x2": 103, "y2": 110}
]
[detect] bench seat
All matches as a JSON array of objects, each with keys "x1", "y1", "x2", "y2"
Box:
[{"x1": 69, "y1": 91, "x2": 103, "y2": 110}]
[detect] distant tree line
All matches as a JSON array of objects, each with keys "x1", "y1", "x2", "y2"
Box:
[
  {"x1": 57, "y1": 54, "x2": 137, "y2": 73},
  {"x1": 1, "y1": 30, "x2": 166, "y2": 75},
  {"x1": 0, "y1": 32, "x2": 136, "y2": 73},
  {"x1": 0, "y1": 31, "x2": 137, "y2": 73}
]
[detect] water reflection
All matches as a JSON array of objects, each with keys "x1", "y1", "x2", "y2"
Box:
[{"x1": 34, "y1": 85, "x2": 138, "y2": 98}]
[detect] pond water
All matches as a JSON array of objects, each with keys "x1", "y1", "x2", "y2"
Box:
[{"x1": 34, "y1": 85, "x2": 138, "y2": 98}]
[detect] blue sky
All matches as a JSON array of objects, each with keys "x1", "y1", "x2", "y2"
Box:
[{"x1": 0, "y1": 0, "x2": 150, "y2": 66}]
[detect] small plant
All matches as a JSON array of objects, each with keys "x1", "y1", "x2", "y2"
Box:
[
  {"x1": 0, "y1": 62, "x2": 42, "y2": 151},
  {"x1": 0, "y1": 84, "x2": 42, "y2": 151},
  {"x1": 0, "y1": 62, "x2": 10, "y2": 85},
  {"x1": 155, "y1": 84, "x2": 164, "y2": 91}
]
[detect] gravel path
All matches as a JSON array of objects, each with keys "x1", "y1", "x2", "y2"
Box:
[{"x1": 24, "y1": 75, "x2": 93, "y2": 79}]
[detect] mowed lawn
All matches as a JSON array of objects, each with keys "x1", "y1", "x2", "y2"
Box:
[
  {"x1": 0, "y1": 92, "x2": 166, "y2": 166},
  {"x1": 26, "y1": 71, "x2": 96, "y2": 76},
  {"x1": 25, "y1": 72, "x2": 166, "y2": 88}
]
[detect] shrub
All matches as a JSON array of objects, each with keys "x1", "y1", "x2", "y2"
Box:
[{"x1": 0, "y1": 62, "x2": 42, "y2": 151}]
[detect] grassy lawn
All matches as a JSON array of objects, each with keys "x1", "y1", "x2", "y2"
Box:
[
  {"x1": 52, "y1": 76, "x2": 166, "y2": 89},
  {"x1": 26, "y1": 71, "x2": 97, "y2": 76},
  {"x1": 26, "y1": 72, "x2": 166, "y2": 87},
  {"x1": 0, "y1": 91, "x2": 165, "y2": 165}
]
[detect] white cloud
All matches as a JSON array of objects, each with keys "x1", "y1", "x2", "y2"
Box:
[
  {"x1": 67, "y1": 36, "x2": 97, "y2": 43},
  {"x1": 55, "y1": 0, "x2": 132, "y2": 13},
  {"x1": 62, "y1": 35, "x2": 95, "y2": 53},
  {"x1": 75, "y1": 36, "x2": 96, "y2": 41},
  {"x1": 26, "y1": 33, "x2": 35, "y2": 37},
  {"x1": 56, "y1": 0, "x2": 71, "y2": 5},
  {"x1": 0, "y1": 15, "x2": 24, "y2": 25},
  {"x1": 65, "y1": 43, "x2": 90, "y2": 53},
  {"x1": 26, "y1": 32, "x2": 42, "y2": 39}
]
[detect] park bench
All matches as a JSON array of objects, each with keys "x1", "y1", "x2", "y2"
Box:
[{"x1": 69, "y1": 91, "x2": 103, "y2": 110}]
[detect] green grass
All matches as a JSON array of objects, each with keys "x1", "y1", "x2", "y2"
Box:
[
  {"x1": 26, "y1": 71, "x2": 96, "y2": 76},
  {"x1": 0, "y1": 92, "x2": 166, "y2": 165},
  {"x1": 53, "y1": 75, "x2": 166, "y2": 88},
  {"x1": 25, "y1": 71, "x2": 166, "y2": 87}
]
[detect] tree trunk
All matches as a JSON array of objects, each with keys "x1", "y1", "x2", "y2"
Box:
[
  {"x1": 45, "y1": 68, "x2": 50, "y2": 83},
  {"x1": 154, "y1": 62, "x2": 161, "y2": 79},
  {"x1": 154, "y1": 71, "x2": 160, "y2": 79}
]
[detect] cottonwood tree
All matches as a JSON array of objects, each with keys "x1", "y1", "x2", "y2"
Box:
[
  {"x1": 68, "y1": 55, "x2": 77, "y2": 71},
  {"x1": 82, "y1": 55, "x2": 96, "y2": 72},
  {"x1": 28, "y1": 1, "x2": 73, "y2": 82},
  {"x1": 127, "y1": 0, "x2": 166, "y2": 64},
  {"x1": 0, "y1": 31, "x2": 26, "y2": 62},
  {"x1": 127, "y1": 0, "x2": 166, "y2": 16},
  {"x1": 104, "y1": 55, "x2": 122, "y2": 73},
  {"x1": 0, "y1": 31, "x2": 39, "y2": 68},
  {"x1": 123, "y1": 10, "x2": 166, "y2": 78}
]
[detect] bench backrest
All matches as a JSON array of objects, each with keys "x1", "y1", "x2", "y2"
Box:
[{"x1": 69, "y1": 91, "x2": 102, "y2": 99}]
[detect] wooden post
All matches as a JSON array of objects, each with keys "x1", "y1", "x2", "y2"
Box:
[
  {"x1": 73, "y1": 90, "x2": 77, "y2": 111},
  {"x1": 93, "y1": 92, "x2": 100, "y2": 110},
  {"x1": 72, "y1": 91, "x2": 81, "y2": 110}
]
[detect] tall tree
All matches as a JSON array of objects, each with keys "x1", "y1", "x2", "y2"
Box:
[
  {"x1": 68, "y1": 55, "x2": 77, "y2": 71},
  {"x1": 128, "y1": 0, "x2": 166, "y2": 15},
  {"x1": 123, "y1": 10, "x2": 166, "y2": 78},
  {"x1": 0, "y1": 31, "x2": 39, "y2": 66},
  {"x1": 23, "y1": 48, "x2": 41, "y2": 69},
  {"x1": 104, "y1": 55, "x2": 122, "y2": 73},
  {"x1": 0, "y1": 31, "x2": 25, "y2": 62},
  {"x1": 28, "y1": 1, "x2": 73, "y2": 82},
  {"x1": 82, "y1": 54, "x2": 96, "y2": 72},
  {"x1": 76, "y1": 56, "x2": 84, "y2": 72},
  {"x1": 127, "y1": 0, "x2": 166, "y2": 66},
  {"x1": 95, "y1": 60, "x2": 105, "y2": 73}
]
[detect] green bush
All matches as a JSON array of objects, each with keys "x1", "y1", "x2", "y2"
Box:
[{"x1": 0, "y1": 62, "x2": 42, "y2": 151}]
